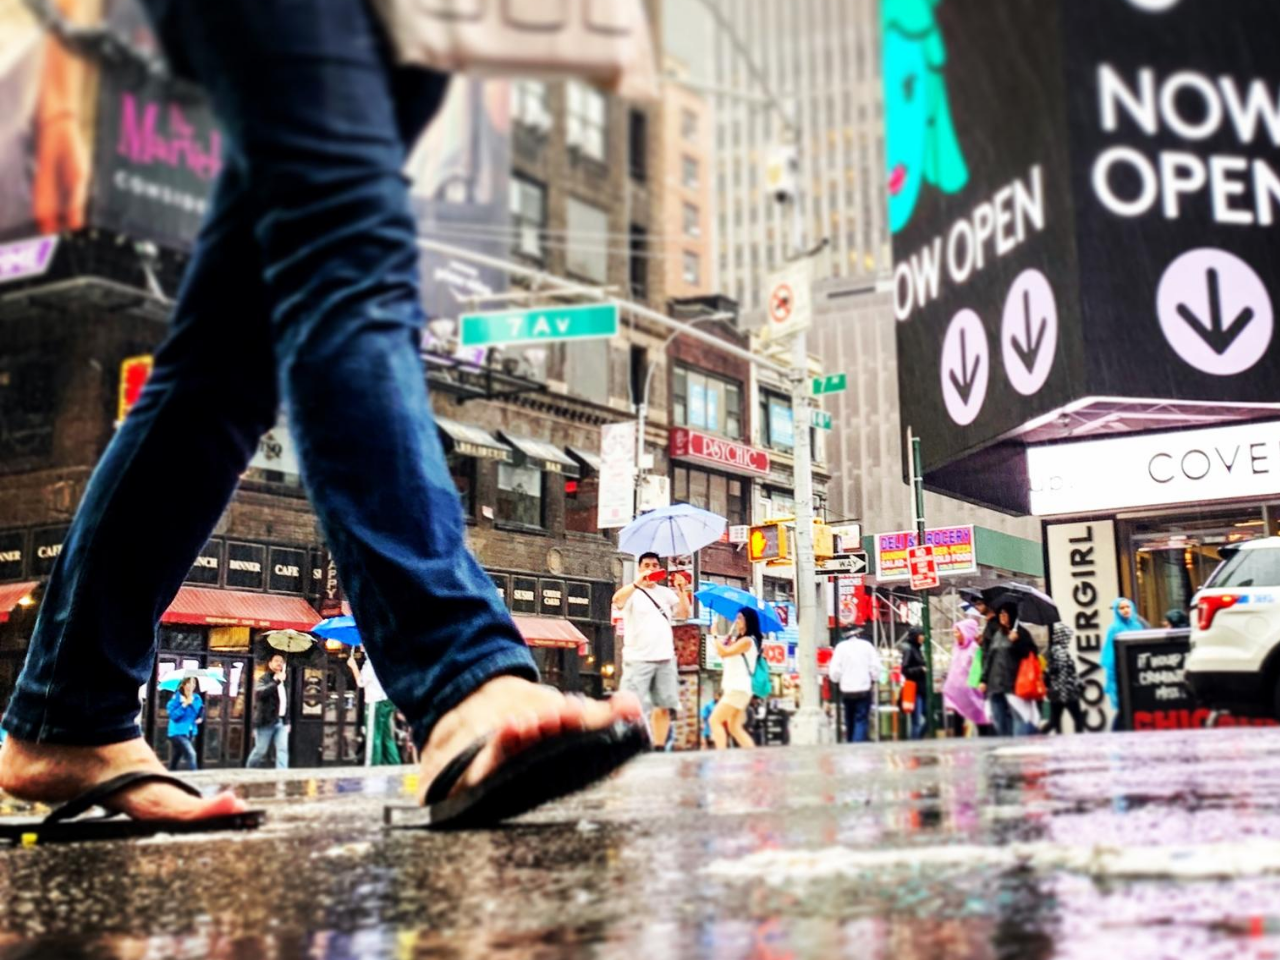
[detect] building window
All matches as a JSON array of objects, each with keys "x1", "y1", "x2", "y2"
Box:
[
  {"x1": 509, "y1": 176, "x2": 546, "y2": 260},
  {"x1": 497, "y1": 462, "x2": 544, "y2": 528},
  {"x1": 628, "y1": 109, "x2": 648, "y2": 181},
  {"x1": 673, "y1": 467, "x2": 747, "y2": 526},
  {"x1": 682, "y1": 251, "x2": 700, "y2": 286},
  {"x1": 567, "y1": 81, "x2": 607, "y2": 161},
  {"x1": 672, "y1": 364, "x2": 740, "y2": 439},
  {"x1": 447, "y1": 453, "x2": 477, "y2": 518},
  {"x1": 682, "y1": 154, "x2": 699, "y2": 189},
  {"x1": 681, "y1": 108, "x2": 698, "y2": 140},
  {"x1": 629, "y1": 224, "x2": 649, "y2": 301},
  {"x1": 513, "y1": 80, "x2": 551, "y2": 131},
  {"x1": 764, "y1": 489, "x2": 796, "y2": 519},
  {"x1": 682, "y1": 202, "x2": 700, "y2": 238},
  {"x1": 759, "y1": 390, "x2": 795, "y2": 451},
  {"x1": 567, "y1": 197, "x2": 609, "y2": 282},
  {"x1": 564, "y1": 475, "x2": 599, "y2": 534}
]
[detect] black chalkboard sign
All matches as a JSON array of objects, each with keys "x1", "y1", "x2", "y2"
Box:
[{"x1": 1114, "y1": 629, "x2": 1205, "y2": 732}]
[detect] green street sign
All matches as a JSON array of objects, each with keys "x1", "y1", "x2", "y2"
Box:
[
  {"x1": 811, "y1": 373, "x2": 847, "y2": 396},
  {"x1": 811, "y1": 409, "x2": 832, "y2": 430},
  {"x1": 460, "y1": 302, "x2": 619, "y2": 348}
]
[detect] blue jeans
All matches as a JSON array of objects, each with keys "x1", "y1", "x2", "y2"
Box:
[
  {"x1": 843, "y1": 694, "x2": 872, "y2": 743},
  {"x1": 168, "y1": 734, "x2": 198, "y2": 771},
  {"x1": 906, "y1": 696, "x2": 927, "y2": 740},
  {"x1": 988, "y1": 694, "x2": 1036, "y2": 737},
  {"x1": 1, "y1": 0, "x2": 536, "y2": 750},
  {"x1": 246, "y1": 721, "x2": 290, "y2": 769}
]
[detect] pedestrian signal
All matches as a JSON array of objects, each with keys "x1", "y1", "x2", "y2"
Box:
[{"x1": 748, "y1": 523, "x2": 788, "y2": 562}]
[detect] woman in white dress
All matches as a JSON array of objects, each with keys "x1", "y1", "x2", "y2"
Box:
[{"x1": 709, "y1": 607, "x2": 762, "y2": 750}]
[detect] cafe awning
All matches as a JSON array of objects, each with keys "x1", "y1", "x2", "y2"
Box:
[
  {"x1": 437, "y1": 416, "x2": 513, "y2": 461},
  {"x1": 162, "y1": 587, "x2": 322, "y2": 631},
  {"x1": 566, "y1": 446, "x2": 603, "y2": 475},
  {"x1": 513, "y1": 615, "x2": 589, "y2": 654},
  {"x1": 0, "y1": 581, "x2": 39, "y2": 623},
  {"x1": 499, "y1": 432, "x2": 581, "y2": 477}
]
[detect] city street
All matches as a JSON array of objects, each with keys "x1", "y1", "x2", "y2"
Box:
[{"x1": 4, "y1": 729, "x2": 1280, "y2": 959}]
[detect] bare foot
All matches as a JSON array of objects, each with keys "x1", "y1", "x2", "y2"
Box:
[
  {"x1": 417, "y1": 677, "x2": 644, "y2": 804},
  {"x1": 0, "y1": 737, "x2": 246, "y2": 821}
]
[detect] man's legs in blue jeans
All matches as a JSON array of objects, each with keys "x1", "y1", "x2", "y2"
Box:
[
  {"x1": 989, "y1": 695, "x2": 1014, "y2": 737},
  {"x1": 272, "y1": 725, "x2": 289, "y2": 770},
  {"x1": 246, "y1": 723, "x2": 278, "y2": 769},
  {"x1": 0, "y1": 0, "x2": 639, "y2": 820}
]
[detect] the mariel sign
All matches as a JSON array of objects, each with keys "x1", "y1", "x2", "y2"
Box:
[{"x1": 885, "y1": 0, "x2": 1280, "y2": 513}]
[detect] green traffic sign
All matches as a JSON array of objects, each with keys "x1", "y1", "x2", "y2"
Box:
[
  {"x1": 811, "y1": 373, "x2": 847, "y2": 396},
  {"x1": 460, "y1": 302, "x2": 619, "y2": 348},
  {"x1": 811, "y1": 409, "x2": 832, "y2": 430}
]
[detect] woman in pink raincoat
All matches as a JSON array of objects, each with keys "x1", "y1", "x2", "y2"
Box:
[{"x1": 944, "y1": 618, "x2": 989, "y2": 736}]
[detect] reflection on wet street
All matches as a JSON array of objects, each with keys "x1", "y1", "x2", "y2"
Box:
[{"x1": 4, "y1": 730, "x2": 1280, "y2": 959}]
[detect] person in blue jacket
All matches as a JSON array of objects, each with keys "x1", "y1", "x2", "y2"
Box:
[
  {"x1": 167, "y1": 677, "x2": 203, "y2": 771},
  {"x1": 1101, "y1": 597, "x2": 1149, "y2": 730}
]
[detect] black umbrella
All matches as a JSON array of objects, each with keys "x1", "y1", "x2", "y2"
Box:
[{"x1": 982, "y1": 582, "x2": 1060, "y2": 626}]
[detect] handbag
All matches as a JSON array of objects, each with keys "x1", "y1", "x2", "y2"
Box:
[
  {"x1": 967, "y1": 646, "x2": 984, "y2": 688},
  {"x1": 1014, "y1": 654, "x2": 1047, "y2": 701},
  {"x1": 900, "y1": 679, "x2": 917, "y2": 713},
  {"x1": 369, "y1": 0, "x2": 660, "y2": 100}
]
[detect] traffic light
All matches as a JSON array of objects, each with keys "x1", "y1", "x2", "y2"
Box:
[
  {"x1": 748, "y1": 522, "x2": 788, "y2": 562},
  {"x1": 812, "y1": 521, "x2": 834, "y2": 560}
]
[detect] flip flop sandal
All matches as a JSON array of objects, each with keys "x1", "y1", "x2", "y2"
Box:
[
  {"x1": 384, "y1": 718, "x2": 649, "y2": 831},
  {"x1": 0, "y1": 771, "x2": 265, "y2": 847}
]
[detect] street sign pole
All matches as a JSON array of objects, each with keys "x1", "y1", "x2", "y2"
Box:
[
  {"x1": 909, "y1": 430, "x2": 938, "y2": 737},
  {"x1": 786, "y1": 176, "x2": 826, "y2": 748}
]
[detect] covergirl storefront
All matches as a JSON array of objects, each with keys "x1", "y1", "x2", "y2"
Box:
[{"x1": 1033, "y1": 419, "x2": 1280, "y2": 731}]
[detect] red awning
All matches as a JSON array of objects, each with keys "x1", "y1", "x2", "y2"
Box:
[
  {"x1": 0, "y1": 581, "x2": 39, "y2": 624},
  {"x1": 162, "y1": 587, "x2": 321, "y2": 631},
  {"x1": 513, "y1": 615, "x2": 589, "y2": 654}
]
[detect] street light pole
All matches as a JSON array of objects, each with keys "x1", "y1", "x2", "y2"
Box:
[
  {"x1": 783, "y1": 184, "x2": 825, "y2": 747},
  {"x1": 909, "y1": 430, "x2": 937, "y2": 737}
]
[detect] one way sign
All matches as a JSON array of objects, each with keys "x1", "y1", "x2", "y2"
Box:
[{"x1": 816, "y1": 552, "x2": 868, "y2": 576}]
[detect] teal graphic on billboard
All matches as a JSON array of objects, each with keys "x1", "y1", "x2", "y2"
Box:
[{"x1": 882, "y1": 0, "x2": 970, "y2": 234}]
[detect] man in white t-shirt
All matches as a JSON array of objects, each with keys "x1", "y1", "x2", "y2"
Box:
[
  {"x1": 612, "y1": 552, "x2": 691, "y2": 748},
  {"x1": 828, "y1": 627, "x2": 883, "y2": 743}
]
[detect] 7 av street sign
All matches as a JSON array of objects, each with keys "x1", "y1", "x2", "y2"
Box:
[
  {"x1": 811, "y1": 373, "x2": 847, "y2": 396},
  {"x1": 460, "y1": 302, "x2": 619, "y2": 348}
]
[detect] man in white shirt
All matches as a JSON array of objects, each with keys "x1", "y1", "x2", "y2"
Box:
[
  {"x1": 611, "y1": 552, "x2": 692, "y2": 748},
  {"x1": 828, "y1": 627, "x2": 883, "y2": 743}
]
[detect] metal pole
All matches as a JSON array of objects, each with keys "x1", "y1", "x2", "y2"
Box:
[
  {"x1": 785, "y1": 180, "x2": 825, "y2": 746},
  {"x1": 910, "y1": 431, "x2": 937, "y2": 737}
]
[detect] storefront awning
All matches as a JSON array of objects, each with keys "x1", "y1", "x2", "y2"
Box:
[
  {"x1": 513, "y1": 615, "x2": 589, "y2": 654},
  {"x1": 0, "y1": 582, "x2": 39, "y2": 623},
  {"x1": 499, "y1": 432, "x2": 581, "y2": 477},
  {"x1": 162, "y1": 587, "x2": 321, "y2": 630},
  {"x1": 437, "y1": 416, "x2": 513, "y2": 461},
  {"x1": 566, "y1": 446, "x2": 603, "y2": 475}
]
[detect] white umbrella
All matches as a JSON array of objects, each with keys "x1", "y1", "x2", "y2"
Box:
[{"x1": 618, "y1": 503, "x2": 727, "y2": 558}]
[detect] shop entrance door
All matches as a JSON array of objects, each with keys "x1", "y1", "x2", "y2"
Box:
[
  {"x1": 290, "y1": 652, "x2": 362, "y2": 767},
  {"x1": 1128, "y1": 508, "x2": 1267, "y2": 624},
  {"x1": 152, "y1": 652, "x2": 252, "y2": 770}
]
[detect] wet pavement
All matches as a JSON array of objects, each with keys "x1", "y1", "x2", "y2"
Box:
[{"x1": 4, "y1": 729, "x2": 1280, "y2": 959}]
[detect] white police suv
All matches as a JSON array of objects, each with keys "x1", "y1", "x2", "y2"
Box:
[{"x1": 1185, "y1": 537, "x2": 1280, "y2": 719}]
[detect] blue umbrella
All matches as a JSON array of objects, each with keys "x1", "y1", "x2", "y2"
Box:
[
  {"x1": 694, "y1": 584, "x2": 786, "y2": 634},
  {"x1": 312, "y1": 615, "x2": 363, "y2": 646},
  {"x1": 618, "y1": 503, "x2": 727, "y2": 558}
]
